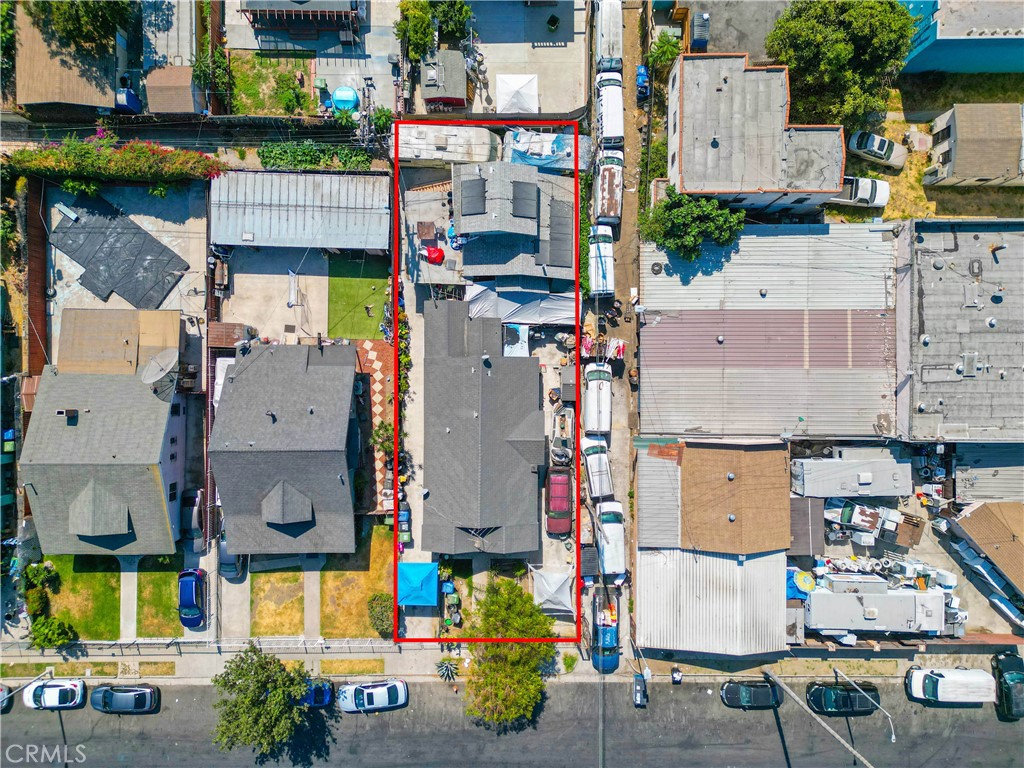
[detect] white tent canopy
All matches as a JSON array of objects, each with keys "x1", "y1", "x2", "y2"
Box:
[
  {"x1": 531, "y1": 566, "x2": 574, "y2": 615},
  {"x1": 496, "y1": 74, "x2": 539, "y2": 113},
  {"x1": 465, "y1": 282, "x2": 575, "y2": 326}
]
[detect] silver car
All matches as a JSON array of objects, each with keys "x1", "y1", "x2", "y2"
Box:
[
  {"x1": 218, "y1": 526, "x2": 247, "y2": 580},
  {"x1": 848, "y1": 131, "x2": 908, "y2": 170},
  {"x1": 338, "y1": 679, "x2": 408, "y2": 713}
]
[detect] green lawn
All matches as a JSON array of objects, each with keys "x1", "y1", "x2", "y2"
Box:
[
  {"x1": 137, "y1": 550, "x2": 185, "y2": 638},
  {"x1": 328, "y1": 255, "x2": 391, "y2": 340},
  {"x1": 45, "y1": 555, "x2": 120, "y2": 641},
  {"x1": 321, "y1": 524, "x2": 393, "y2": 638}
]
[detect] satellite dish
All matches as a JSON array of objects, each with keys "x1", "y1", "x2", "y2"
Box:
[{"x1": 140, "y1": 348, "x2": 180, "y2": 384}]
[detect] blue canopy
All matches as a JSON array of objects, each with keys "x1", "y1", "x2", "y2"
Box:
[
  {"x1": 332, "y1": 86, "x2": 360, "y2": 112},
  {"x1": 397, "y1": 562, "x2": 439, "y2": 607}
]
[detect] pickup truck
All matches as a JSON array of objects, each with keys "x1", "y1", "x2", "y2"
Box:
[
  {"x1": 828, "y1": 176, "x2": 890, "y2": 208},
  {"x1": 591, "y1": 588, "x2": 620, "y2": 673}
]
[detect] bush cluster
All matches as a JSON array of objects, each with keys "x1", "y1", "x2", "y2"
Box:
[{"x1": 256, "y1": 141, "x2": 371, "y2": 171}]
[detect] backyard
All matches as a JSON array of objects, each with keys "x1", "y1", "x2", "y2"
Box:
[
  {"x1": 328, "y1": 255, "x2": 391, "y2": 340},
  {"x1": 250, "y1": 568, "x2": 304, "y2": 637},
  {"x1": 828, "y1": 74, "x2": 1024, "y2": 222},
  {"x1": 320, "y1": 523, "x2": 393, "y2": 638},
  {"x1": 136, "y1": 550, "x2": 185, "y2": 638},
  {"x1": 229, "y1": 51, "x2": 318, "y2": 117},
  {"x1": 45, "y1": 555, "x2": 120, "y2": 641}
]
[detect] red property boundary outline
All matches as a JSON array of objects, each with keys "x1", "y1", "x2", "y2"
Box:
[{"x1": 391, "y1": 118, "x2": 581, "y2": 644}]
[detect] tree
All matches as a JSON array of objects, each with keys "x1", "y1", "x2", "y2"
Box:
[
  {"x1": 1, "y1": 1, "x2": 15, "y2": 93},
  {"x1": 367, "y1": 592, "x2": 394, "y2": 637},
  {"x1": 765, "y1": 0, "x2": 914, "y2": 128},
  {"x1": 24, "y1": 0, "x2": 134, "y2": 57},
  {"x1": 212, "y1": 643, "x2": 308, "y2": 757},
  {"x1": 463, "y1": 580, "x2": 555, "y2": 729},
  {"x1": 432, "y1": 0, "x2": 471, "y2": 38},
  {"x1": 27, "y1": 617, "x2": 78, "y2": 650},
  {"x1": 370, "y1": 420, "x2": 395, "y2": 456},
  {"x1": 647, "y1": 31, "x2": 680, "y2": 75},
  {"x1": 638, "y1": 186, "x2": 745, "y2": 260},
  {"x1": 394, "y1": 0, "x2": 434, "y2": 62}
]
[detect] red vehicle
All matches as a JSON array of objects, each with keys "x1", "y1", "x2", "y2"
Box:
[{"x1": 545, "y1": 466, "x2": 573, "y2": 536}]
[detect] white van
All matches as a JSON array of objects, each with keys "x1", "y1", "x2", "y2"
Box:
[
  {"x1": 596, "y1": 0, "x2": 623, "y2": 72},
  {"x1": 581, "y1": 434, "x2": 614, "y2": 500},
  {"x1": 589, "y1": 225, "x2": 615, "y2": 298},
  {"x1": 583, "y1": 362, "x2": 612, "y2": 434},
  {"x1": 596, "y1": 500, "x2": 626, "y2": 585},
  {"x1": 596, "y1": 72, "x2": 624, "y2": 150},
  {"x1": 904, "y1": 667, "x2": 997, "y2": 704}
]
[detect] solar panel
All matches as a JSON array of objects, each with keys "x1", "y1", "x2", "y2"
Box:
[
  {"x1": 511, "y1": 181, "x2": 539, "y2": 219},
  {"x1": 546, "y1": 199, "x2": 573, "y2": 267},
  {"x1": 461, "y1": 177, "x2": 487, "y2": 216}
]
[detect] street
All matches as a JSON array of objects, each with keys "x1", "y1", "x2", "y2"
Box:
[{"x1": 1, "y1": 681, "x2": 1021, "y2": 768}]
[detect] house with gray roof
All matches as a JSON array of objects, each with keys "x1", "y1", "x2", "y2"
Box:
[
  {"x1": 666, "y1": 53, "x2": 844, "y2": 215},
  {"x1": 923, "y1": 103, "x2": 1023, "y2": 187},
  {"x1": 420, "y1": 301, "x2": 545, "y2": 556},
  {"x1": 452, "y1": 162, "x2": 575, "y2": 288},
  {"x1": 209, "y1": 344, "x2": 360, "y2": 555},
  {"x1": 19, "y1": 310, "x2": 187, "y2": 556}
]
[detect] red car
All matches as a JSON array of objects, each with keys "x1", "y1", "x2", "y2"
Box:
[{"x1": 545, "y1": 467, "x2": 573, "y2": 536}]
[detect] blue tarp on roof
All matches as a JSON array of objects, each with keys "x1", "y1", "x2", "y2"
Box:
[
  {"x1": 504, "y1": 130, "x2": 594, "y2": 173},
  {"x1": 397, "y1": 562, "x2": 439, "y2": 607}
]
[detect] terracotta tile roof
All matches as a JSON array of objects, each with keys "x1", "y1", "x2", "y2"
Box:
[
  {"x1": 958, "y1": 501, "x2": 1024, "y2": 594},
  {"x1": 679, "y1": 441, "x2": 791, "y2": 555}
]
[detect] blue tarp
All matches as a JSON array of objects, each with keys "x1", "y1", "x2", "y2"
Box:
[
  {"x1": 397, "y1": 562, "x2": 439, "y2": 607},
  {"x1": 504, "y1": 130, "x2": 594, "y2": 173}
]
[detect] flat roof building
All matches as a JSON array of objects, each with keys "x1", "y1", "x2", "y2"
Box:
[
  {"x1": 639, "y1": 224, "x2": 898, "y2": 439},
  {"x1": 666, "y1": 54, "x2": 844, "y2": 215},
  {"x1": 908, "y1": 220, "x2": 1024, "y2": 442}
]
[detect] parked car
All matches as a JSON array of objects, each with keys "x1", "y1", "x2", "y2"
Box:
[
  {"x1": 22, "y1": 679, "x2": 85, "y2": 710},
  {"x1": 806, "y1": 681, "x2": 880, "y2": 716},
  {"x1": 848, "y1": 131, "x2": 908, "y2": 169},
  {"x1": 90, "y1": 684, "x2": 159, "y2": 714},
  {"x1": 828, "y1": 176, "x2": 890, "y2": 208},
  {"x1": 177, "y1": 568, "x2": 206, "y2": 629},
  {"x1": 589, "y1": 225, "x2": 615, "y2": 298},
  {"x1": 992, "y1": 651, "x2": 1024, "y2": 720},
  {"x1": 583, "y1": 362, "x2": 613, "y2": 435},
  {"x1": 635, "y1": 64, "x2": 651, "y2": 102},
  {"x1": 298, "y1": 680, "x2": 334, "y2": 708},
  {"x1": 338, "y1": 679, "x2": 408, "y2": 714},
  {"x1": 580, "y1": 434, "x2": 613, "y2": 500},
  {"x1": 545, "y1": 466, "x2": 573, "y2": 537},
  {"x1": 593, "y1": 150, "x2": 624, "y2": 227},
  {"x1": 0, "y1": 683, "x2": 12, "y2": 714},
  {"x1": 904, "y1": 666, "x2": 996, "y2": 705},
  {"x1": 591, "y1": 588, "x2": 620, "y2": 674},
  {"x1": 218, "y1": 523, "x2": 247, "y2": 580},
  {"x1": 595, "y1": 501, "x2": 626, "y2": 586},
  {"x1": 720, "y1": 679, "x2": 783, "y2": 710}
]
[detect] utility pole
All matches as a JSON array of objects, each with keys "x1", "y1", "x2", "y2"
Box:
[
  {"x1": 761, "y1": 668, "x2": 879, "y2": 768},
  {"x1": 834, "y1": 667, "x2": 897, "y2": 743}
]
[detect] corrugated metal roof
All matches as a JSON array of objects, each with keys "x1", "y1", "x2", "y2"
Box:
[
  {"x1": 636, "y1": 444, "x2": 680, "y2": 548},
  {"x1": 908, "y1": 221, "x2": 1024, "y2": 442},
  {"x1": 635, "y1": 548, "x2": 788, "y2": 655},
  {"x1": 210, "y1": 172, "x2": 390, "y2": 250},
  {"x1": 955, "y1": 443, "x2": 1024, "y2": 502},
  {"x1": 639, "y1": 224, "x2": 897, "y2": 438},
  {"x1": 640, "y1": 224, "x2": 896, "y2": 313}
]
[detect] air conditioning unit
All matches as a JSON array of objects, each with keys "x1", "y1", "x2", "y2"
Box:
[{"x1": 863, "y1": 607, "x2": 879, "y2": 620}]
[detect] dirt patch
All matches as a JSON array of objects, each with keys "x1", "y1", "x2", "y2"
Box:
[
  {"x1": 250, "y1": 570, "x2": 304, "y2": 636},
  {"x1": 321, "y1": 659, "x2": 386, "y2": 676},
  {"x1": 321, "y1": 524, "x2": 393, "y2": 638},
  {"x1": 138, "y1": 662, "x2": 176, "y2": 676}
]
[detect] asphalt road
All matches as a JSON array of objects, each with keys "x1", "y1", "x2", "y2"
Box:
[{"x1": 1, "y1": 681, "x2": 1021, "y2": 768}]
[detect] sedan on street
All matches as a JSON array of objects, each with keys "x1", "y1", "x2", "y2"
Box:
[
  {"x1": 298, "y1": 680, "x2": 334, "y2": 708},
  {"x1": 90, "y1": 684, "x2": 159, "y2": 714},
  {"x1": 177, "y1": 568, "x2": 206, "y2": 629},
  {"x1": 847, "y1": 131, "x2": 908, "y2": 169},
  {"x1": 720, "y1": 679, "x2": 783, "y2": 710},
  {"x1": 22, "y1": 679, "x2": 86, "y2": 710},
  {"x1": 338, "y1": 679, "x2": 408, "y2": 713},
  {"x1": 993, "y1": 651, "x2": 1024, "y2": 721},
  {"x1": 806, "y1": 681, "x2": 880, "y2": 716}
]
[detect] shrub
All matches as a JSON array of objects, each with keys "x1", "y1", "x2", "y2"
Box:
[
  {"x1": 25, "y1": 587, "x2": 49, "y2": 619},
  {"x1": 394, "y1": 0, "x2": 433, "y2": 62},
  {"x1": 60, "y1": 179, "x2": 100, "y2": 197},
  {"x1": 28, "y1": 616, "x2": 78, "y2": 650},
  {"x1": 367, "y1": 592, "x2": 394, "y2": 637},
  {"x1": 578, "y1": 172, "x2": 591, "y2": 297},
  {"x1": 647, "y1": 31, "x2": 680, "y2": 75},
  {"x1": 372, "y1": 106, "x2": 394, "y2": 136},
  {"x1": 235, "y1": 147, "x2": 248, "y2": 161},
  {"x1": 562, "y1": 653, "x2": 578, "y2": 674},
  {"x1": 432, "y1": 0, "x2": 471, "y2": 38},
  {"x1": 23, "y1": 562, "x2": 60, "y2": 592},
  {"x1": 256, "y1": 141, "x2": 371, "y2": 171},
  {"x1": 638, "y1": 186, "x2": 745, "y2": 260},
  {"x1": 370, "y1": 420, "x2": 395, "y2": 456}
]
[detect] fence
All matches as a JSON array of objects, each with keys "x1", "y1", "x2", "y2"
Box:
[{"x1": 0, "y1": 637, "x2": 401, "y2": 658}]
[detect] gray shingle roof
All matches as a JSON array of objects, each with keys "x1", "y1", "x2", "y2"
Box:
[
  {"x1": 210, "y1": 171, "x2": 391, "y2": 250},
  {"x1": 19, "y1": 367, "x2": 178, "y2": 555},
  {"x1": 209, "y1": 345, "x2": 359, "y2": 555},
  {"x1": 420, "y1": 302, "x2": 545, "y2": 555},
  {"x1": 421, "y1": 48, "x2": 468, "y2": 102}
]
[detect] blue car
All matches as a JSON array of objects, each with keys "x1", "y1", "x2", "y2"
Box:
[
  {"x1": 636, "y1": 64, "x2": 651, "y2": 103},
  {"x1": 591, "y1": 589, "x2": 620, "y2": 674},
  {"x1": 177, "y1": 569, "x2": 206, "y2": 629},
  {"x1": 298, "y1": 680, "x2": 334, "y2": 708}
]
